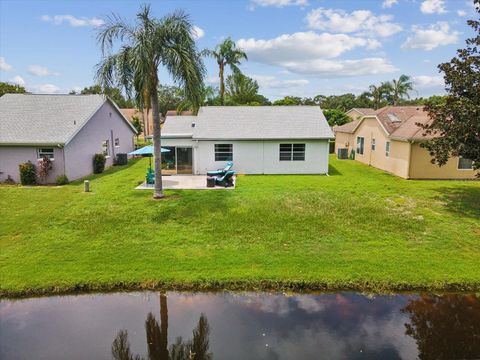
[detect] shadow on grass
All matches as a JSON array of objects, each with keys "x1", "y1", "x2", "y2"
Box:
[
  {"x1": 433, "y1": 186, "x2": 480, "y2": 219},
  {"x1": 328, "y1": 163, "x2": 342, "y2": 176}
]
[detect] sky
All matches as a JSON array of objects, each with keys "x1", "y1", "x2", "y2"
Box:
[{"x1": 0, "y1": 0, "x2": 477, "y2": 100}]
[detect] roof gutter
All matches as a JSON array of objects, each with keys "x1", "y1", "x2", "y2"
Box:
[{"x1": 0, "y1": 142, "x2": 65, "y2": 147}]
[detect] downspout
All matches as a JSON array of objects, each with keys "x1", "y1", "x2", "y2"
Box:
[
  {"x1": 59, "y1": 144, "x2": 66, "y2": 177},
  {"x1": 406, "y1": 140, "x2": 413, "y2": 179},
  {"x1": 110, "y1": 129, "x2": 115, "y2": 163}
]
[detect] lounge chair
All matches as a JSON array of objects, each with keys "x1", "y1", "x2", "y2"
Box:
[
  {"x1": 215, "y1": 170, "x2": 235, "y2": 187},
  {"x1": 207, "y1": 161, "x2": 233, "y2": 177}
]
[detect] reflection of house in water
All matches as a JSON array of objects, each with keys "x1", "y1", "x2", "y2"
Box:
[
  {"x1": 402, "y1": 294, "x2": 480, "y2": 360},
  {"x1": 112, "y1": 293, "x2": 212, "y2": 360}
]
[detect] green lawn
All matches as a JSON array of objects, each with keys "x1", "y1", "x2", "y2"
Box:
[{"x1": 1, "y1": 156, "x2": 479, "y2": 297}]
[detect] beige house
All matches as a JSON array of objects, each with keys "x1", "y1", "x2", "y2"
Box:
[
  {"x1": 334, "y1": 106, "x2": 477, "y2": 179},
  {"x1": 346, "y1": 108, "x2": 376, "y2": 121}
]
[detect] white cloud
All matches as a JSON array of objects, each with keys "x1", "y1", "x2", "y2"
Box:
[
  {"x1": 238, "y1": 32, "x2": 381, "y2": 63},
  {"x1": 0, "y1": 57, "x2": 12, "y2": 71},
  {"x1": 9, "y1": 75, "x2": 25, "y2": 86},
  {"x1": 306, "y1": 8, "x2": 402, "y2": 37},
  {"x1": 29, "y1": 83, "x2": 62, "y2": 94},
  {"x1": 382, "y1": 0, "x2": 399, "y2": 9},
  {"x1": 278, "y1": 58, "x2": 398, "y2": 76},
  {"x1": 192, "y1": 26, "x2": 205, "y2": 40},
  {"x1": 413, "y1": 75, "x2": 444, "y2": 88},
  {"x1": 250, "y1": 0, "x2": 308, "y2": 8},
  {"x1": 27, "y1": 65, "x2": 59, "y2": 77},
  {"x1": 420, "y1": 0, "x2": 447, "y2": 14},
  {"x1": 402, "y1": 22, "x2": 459, "y2": 50},
  {"x1": 41, "y1": 14, "x2": 104, "y2": 27},
  {"x1": 237, "y1": 32, "x2": 394, "y2": 77},
  {"x1": 249, "y1": 74, "x2": 309, "y2": 88},
  {"x1": 457, "y1": 9, "x2": 467, "y2": 16}
]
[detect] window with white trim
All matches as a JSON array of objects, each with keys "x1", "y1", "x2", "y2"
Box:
[
  {"x1": 371, "y1": 138, "x2": 376, "y2": 151},
  {"x1": 37, "y1": 148, "x2": 54, "y2": 160},
  {"x1": 115, "y1": 138, "x2": 120, "y2": 147},
  {"x1": 385, "y1": 141, "x2": 391, "y2": 157},
  {"x1": 102, "y1": 140, "x2": 110, "y2": 157},
  {"x1": 356, "y1": 137, "x2": 364, "y2": 155},
  {"x1": 214, "y1": 144, "x2": 233, "y2": 161},
  {"x1": 458, "y1": 157, "x2": 473, "y2": 170},
  {"x1": 279, "y1": 144, "x2": 306, "y2": 161}
]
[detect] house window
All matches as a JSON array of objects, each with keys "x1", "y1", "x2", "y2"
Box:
[
  {"x1": 279, "y1": 144, "x2": 306, "y2": 161},
  {"x1": 371, "y1": 139, "x2": 376, "y2": 151},
  {"x1": 102, "y1": 140, "x2": 110, "y2": 157},
  {"x1": 458, "y1": 157, "x2": 473, "y2": 170},
  {"x1": 385, "y1": 141, "x2": 391, "y2": 157},
  {"x1": 356, "y1": 137, "x2": 364, "y2": 155},
  {"x1": 37, "y1": 148, "x2": 54, "y2": 160},
  {"x1": 214, "y1": 144, "x2": 233, "y2": 161},
  {"x1": 115, "y1": 138, "x2": 120, "y2": 147}
]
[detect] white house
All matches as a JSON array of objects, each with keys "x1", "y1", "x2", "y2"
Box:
[
  {"x1": 160, "y1": 106, "x2": 334, "y2": 175},
  {"x1": 0, "y1": 94, "x2": 137, "y2": 183}
]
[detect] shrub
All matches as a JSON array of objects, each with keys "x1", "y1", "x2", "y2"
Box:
[
  {"x1": 56, "y1": 175, "x2": 69, "y2": 185},
  {"x1": 37, "y1": 156, "x2": 53, "y2": 183},
  {"x1": 93, "y1": 153, "x2": 107, "y2": 174},
  {"x1": 19, "y1": 161, "x2": 36, "y2": 185}
]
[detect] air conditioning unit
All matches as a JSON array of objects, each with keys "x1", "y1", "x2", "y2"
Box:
[{"x1": 337, "y1": 148, "x2": 348, "y2": 160}]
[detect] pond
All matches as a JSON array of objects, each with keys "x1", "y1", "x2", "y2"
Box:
[{"x1": 1, "y1": 291, "x2": 479, "y2": 359}]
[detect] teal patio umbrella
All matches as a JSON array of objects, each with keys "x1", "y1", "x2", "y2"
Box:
[{"x1": 128, "y1": 145, "x2": 170, "y2": 168}]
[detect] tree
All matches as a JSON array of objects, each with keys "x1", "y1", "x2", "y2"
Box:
[
  {"x1": 420, "y1": 1, "x2": 480, "y2": 174},
  {"x1": 273, "y1": 96, "x2": 303, "y2": 106},
  {"x1": 225, "y1": 72, "x2": 268, "y2": 105},
  {"x1": 323, "y1": 109, "x2": 351, "y2": 127},
  {"x1": 96, "y1": 5, "x2": 205, "y2": 199},
  {"x1": 388, "y1": 74, "x2": 414, "y2": 105},
  {"x1": 0, "y1": 82, "x2": 26, "y2": 97},
  {"x1": 366, "y1": 83, "x2": 390, "y2": 110},
  {"x1": 131, "y1": 115, "x2": 143, "y2": 141},
  {"x1": 78, "y1": 85, "x2": 135, "y2": 108},
  {"x1": 202, "y1": 37, "x2": 247, "y2": 105},
  {"x1": 157, "y1": 85, "x2": 186, "y2": 116}
]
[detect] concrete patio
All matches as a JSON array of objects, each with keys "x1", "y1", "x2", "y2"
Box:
[{"x1": 135, "y1": 175, "x2": 236, "y2": 190}]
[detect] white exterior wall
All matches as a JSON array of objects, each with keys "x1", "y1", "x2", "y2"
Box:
[
  {"x1": 160, "y1": 137, "x2": 330, "y2": 175},
  {"x1": 194, "y1": 139, "x2": 329, "y2": 174},
  {"x1": 0, "y1": 146, "x2": 65, "y2": 183}
]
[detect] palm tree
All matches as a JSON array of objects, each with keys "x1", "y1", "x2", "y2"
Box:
[
  {"x1": 96, "y1": 5, "x2": 205, "y2": 199},
  {"x1": 390, "y1": 74, "x2": 414, "y2": 105},
  {"x1": 367, "y1": 84, "x2": 388, "y2": 110},
  {"x1": 202, "y1": 37, "x2": 247, "y2": 105}
]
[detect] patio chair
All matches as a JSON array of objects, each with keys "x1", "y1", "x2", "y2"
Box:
[
  {"x1": 215, "y1": 170, "x2": 235, "y2": 187},
  {"x1": 207, "y1": 161, "x2": 233, "y2": 177},
  {"x1": 146, "y1": 167, "x2": 155, "y2": 184}
]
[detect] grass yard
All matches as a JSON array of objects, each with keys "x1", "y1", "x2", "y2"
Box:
[{"x1": 0, "y1": 156, "x2": 479, "y2": 297}]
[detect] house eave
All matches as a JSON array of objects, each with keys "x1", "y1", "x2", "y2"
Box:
[{"x1": 0, "y1": 142, "x2": 65, "y2": 147}]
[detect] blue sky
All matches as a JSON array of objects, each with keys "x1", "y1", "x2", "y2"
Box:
[{"x1": 0, "y1": 0, "x2": 477, "y2": 100}]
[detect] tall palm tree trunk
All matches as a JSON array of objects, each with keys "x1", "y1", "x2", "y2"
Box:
[
  {"x1": 151, "y1": 81, "x2": 164, "y2": 199},
  {"x1": 219, "y1": 63, "x2": 225, "y2": 105},
  {"x1": 160, "y1": 293, "x2": 168, "y2": 359}
]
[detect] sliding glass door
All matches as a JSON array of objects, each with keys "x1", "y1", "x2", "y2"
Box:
[{"x1": 161, "y1": 147, "x2": 193, "y2": 174}]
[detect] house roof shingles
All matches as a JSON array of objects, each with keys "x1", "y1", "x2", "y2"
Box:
[
  {"x1": 162, "y1": 106, "x2": 334, "y2": 140},
  {"x1": 0, "y1": 94, "x2": 130, "y2": 145},
  {"x1": 335, "y1": 106, "x2": 432, "y2": 141},
  {"x1": 161, "y1": 115, "x2": 197, "y2": 138},
  {"x1": 348, "y1": 108, "x2": 376, "y2": 116}
]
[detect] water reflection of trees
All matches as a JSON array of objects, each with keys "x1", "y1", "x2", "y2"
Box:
[
  {"x1": 112, "y1": 293, "x2": 212, "y2": 360},
  {"x1": 402, "y1": 294, "x2": 480, "y2": 360}
]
